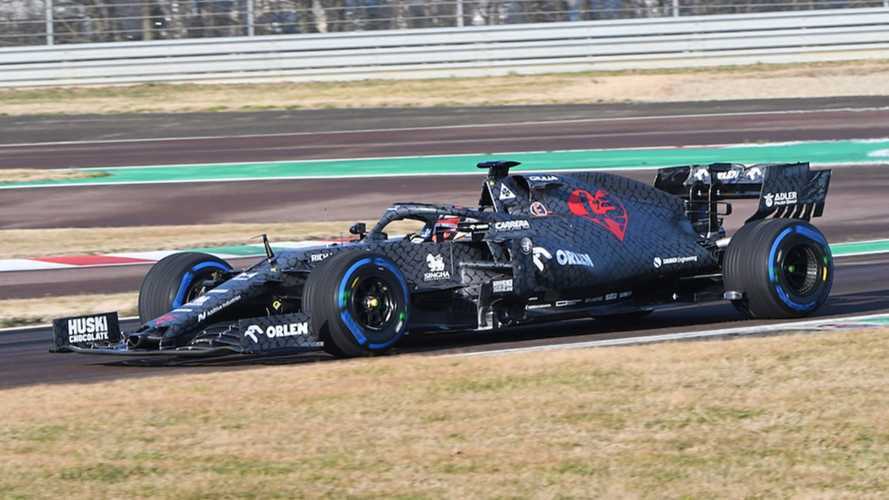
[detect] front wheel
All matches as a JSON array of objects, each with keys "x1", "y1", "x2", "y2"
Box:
[
  {"x1": 723, "y1": 219, "x2": 833, "y2": 319},
  {"x1": 303, "y1": 251, "x2": 410, "y2": 357},
  {"x1": 138, "y1": 252, "x2": 232, "y2": 323}
]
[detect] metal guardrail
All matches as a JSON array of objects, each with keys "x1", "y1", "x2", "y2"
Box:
[{"x1": 1, "y1": 7, "x2": 888, "y2": 87}]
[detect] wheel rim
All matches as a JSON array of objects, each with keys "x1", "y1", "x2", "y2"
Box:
[
  {"x1": 780, "y1": 243, "x2": 820, "y2": 297},
  {"x1": 348, "y1": 276, "x2": 397, "y2": 331},
  {"x1": 184, "y1": 269, "x2": 225, "y2": 303}
]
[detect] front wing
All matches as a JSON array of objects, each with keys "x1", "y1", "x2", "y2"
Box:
[{"x1": 51, "y1": 312, "x2": 324, "y2": 357}]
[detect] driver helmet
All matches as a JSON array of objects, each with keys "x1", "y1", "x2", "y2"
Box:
[{"x1": 433, "y1": 216, "x2": 461, "y2": 242}]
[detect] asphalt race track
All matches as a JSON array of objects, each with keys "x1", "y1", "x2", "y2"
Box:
[
  {"x1": 3, "y1": 98, "x2": 889, "y2": 230},
  {"x1": 2, "y1": 252, "x2": 887, "y2": 389},
  {"x1": 3, "y1": 97, "x2": 889, "y2": 170},
  {"x1": 1, "y1": 96, "x2": 888, "y2": 387}
]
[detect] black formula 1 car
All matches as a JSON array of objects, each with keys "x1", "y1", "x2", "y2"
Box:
[{"x1": 52, "y1": 160, "x2": 833, "y2": 358}]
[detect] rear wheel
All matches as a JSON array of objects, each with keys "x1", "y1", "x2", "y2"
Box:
[
  {"x1": 138, "y1": 252, "x2": 232, "y2": 323},
  {"x1": 303, "y1": 251, "x2": 410, "y2": 357},
  {"x1": 724, "y1": 219, "x2": 832, "y2": 319}
]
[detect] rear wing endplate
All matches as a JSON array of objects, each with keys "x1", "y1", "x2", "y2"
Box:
[{"x1": 654, "y1": 162, "x2": 831, "y2": 223}]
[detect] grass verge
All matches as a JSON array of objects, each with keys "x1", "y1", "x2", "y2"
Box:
[
  {"x1": 2, "y1": 60, "x2": 888, "y2": 116},
  {"x1": 0, "y1": 221, "x2": 420, "y2": 259},
  {"x1": 2, "y1": 327, "x2": 889, "y2": 497},
  {"x1": 0, "y1": 293, "x2": 137, "y2": 328},
  {"x1": 0, "y1": 169, "x2": 107, "y2": 183}
]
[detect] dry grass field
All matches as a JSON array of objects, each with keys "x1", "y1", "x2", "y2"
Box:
[
  {"x1": 2, "y1": 61, "x2": 888, "y2": 116},
  {"x1": 2, "y1": 327, "x2": 888, "y2": 498},
  {"x1": 0, "y1": 169, "x2": 105, "y2": 183},
  {"x1": 0, "y1": 292, "x2": 138, "y2": 328}
]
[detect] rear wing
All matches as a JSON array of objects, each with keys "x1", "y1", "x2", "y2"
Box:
[{"x1": 655, "y1": 162, "x2": 831, "y2": 230}]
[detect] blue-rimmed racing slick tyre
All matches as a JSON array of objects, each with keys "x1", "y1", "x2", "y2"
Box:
[
  {"x1": 304, "y1": 251, "x2": 410, "y2": 358},
  {"x1": 724, "y1": 219, "x2": 833, "y2": 319},
  {"x1": 138, "y1": 252, "x2": 232, "y2": 323}
]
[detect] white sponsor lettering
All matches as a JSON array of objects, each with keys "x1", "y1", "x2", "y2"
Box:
[
  {"x1": 424, "y1": 271, "x2": 451, "y2": 282},
  {"x1": 499, "y1": 184, "x2": 516, "y2": 201},
  {"x1": 424, "y1": 271, "x2": 451, "y2": 281},
  {"x1": 605, "y1": 292, "x2": 619, "y2": 301},
  {"x1": 197, "y1": 295, "x2": 241, "y2": 322},
  {"x1": 716, "y1": 170, "x2": 739, "y2": 181},
  {"x1": 207, "y1": 289, "x2": 229, "y2": 294},
  {"x1": 246, "y1": 322, "x2": 311, "y2": 342},
  {"x1": 493, "y1": 220, "x2": 531, "y2": 232},
  {"x1": 527, "y1": 175, "x2": 559, "y2": 182},
  {"x1": 68, "y1": 332, "x2": 109, "y2": 343},
  {"x1": 67, "y1": 316, "x2": 110, "y2": 343},
  {"x1": 555, "y1": 299, "x2": 581, "y2": 307},
  {"x1": 764, "y1": 191, "x2": 798, "y2": 208},
  {"x1": 556, "y1": 249, "x2": 594, "y2": 268},
  {"x1": 265, "y1": 322, "x2": 310, "y2": 339},
  {"x1": 532, "y1": 246, "x2": 552, "y2": 271},
  {"x1": 310, "y1": 252, "x2": 331, "y2": 263},
  {"x1": 529, "y1": 201, "x2": 548, "y2": 217},
  {"x1": 172, "y1": 308, "x2": 192, "y2": 313},
  {"x1": 233, "y1": 272, "x2": 258, "y2": 281},
  {"x1": 424, "y1": 254, "x2": 451, "y2": 281},
  {"x1": 493, "y1": 279, "x2": 514, "y2": 293},
  {"x1": 655, "y1": 255, "x2": 699, "y2": 268}
]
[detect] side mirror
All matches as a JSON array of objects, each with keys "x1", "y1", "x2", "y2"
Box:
[{"x1": 349, "y1": 222, "x2": 367, "y2": 236}]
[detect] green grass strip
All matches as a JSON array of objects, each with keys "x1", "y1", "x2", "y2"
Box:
[{"x1": 2, "y1": 139, "x2": 889, "y2": 189}]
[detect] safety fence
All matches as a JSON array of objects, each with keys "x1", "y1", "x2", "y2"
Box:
[{"x1": 1, "y1": 7, "x2": 888, "y2": 86}]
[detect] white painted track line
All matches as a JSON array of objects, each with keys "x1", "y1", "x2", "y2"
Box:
[
  {"x1": 2, "y1": 106, "x2": 888, "y2": 149},
  {"x1": 451, "y1": 312, "x2": 889, "y2": 358}
]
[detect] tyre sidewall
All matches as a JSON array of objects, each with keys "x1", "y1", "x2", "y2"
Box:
[
  {"x1": 138, "y1": 253, "x2": 232, "y2": 323},
  {"x1": 318, "y1": 252, "x2": 410, "y2": 356},
  {"x1": 726, "y1": 219, "x2": 832, "y2": 319},
  {"x1": 763, "y1": 223, "x2": 833, "y2": 316}
]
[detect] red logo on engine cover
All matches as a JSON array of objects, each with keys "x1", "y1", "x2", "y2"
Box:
[{"x1": 567, "y1": 188, "x2": 629, "y2": 241}]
